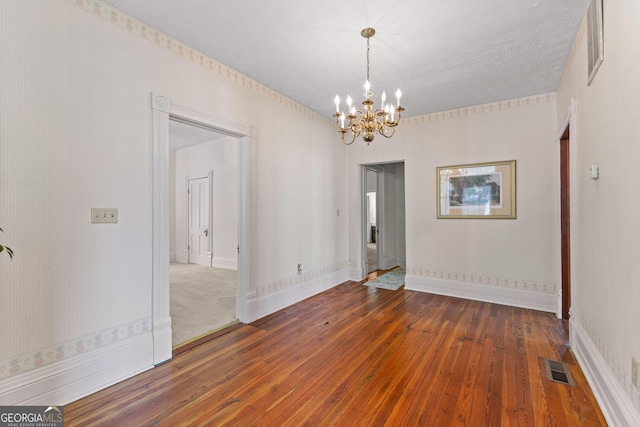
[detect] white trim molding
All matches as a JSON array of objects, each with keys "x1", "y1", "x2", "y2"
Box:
[
  {"x1": 571, "y1": 319, "x2": 640, "y2": 427},
  {"x1": 150, "y1": 92, "x2": 257, "y2": 364},
  {"x1": 0, "y1": 333, "x2": 152, "y2": 406},
  {"x1": 405, "y1": 268, "x2": 557, "y2": 313},
  {"x1": 556, "y1": 97, "x2": 578, "y2": 319}
]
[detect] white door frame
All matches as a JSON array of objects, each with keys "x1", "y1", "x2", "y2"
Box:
[
  {"x1": 151, "y1": 92, "x2": 256, "y2": 364},
  {"x1": 361, "y1": 165, "x2": 385, "y2": 276},
  {"x1": 556, "y1": 97, "x2": 578, "y2": 320},
  {"x1": 362, "y1": 165, "x2": 380, "y2": 277}
]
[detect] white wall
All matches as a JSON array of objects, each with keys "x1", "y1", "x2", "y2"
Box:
[
  {"x1": 0, "y1": 0, "x2": 348, "y2": 404},
  {"x1": 393, "y1": 163, "x2": 406, "y2": 266},
  {"x1": 173, "y1": 137, "x2": 238, "y2": 269},
  {"x1": 348, "y1": 94, "x2": 560, "y2": 312},
  {"x1": 556, "y1": 0, "x2": 640, "y2": 422}
]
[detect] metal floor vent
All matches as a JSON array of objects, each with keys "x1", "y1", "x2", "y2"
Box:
[{"x1": 544, "y1": 359, "x2": 574, "y2": 386}]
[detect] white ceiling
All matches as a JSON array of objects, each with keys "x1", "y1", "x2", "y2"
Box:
[
  {"x1": 168, "y1": 119, "x2": 227, "y2": 150},
  {"x1": 104, "y1": 0, "x2": 588, "y2": 120}
]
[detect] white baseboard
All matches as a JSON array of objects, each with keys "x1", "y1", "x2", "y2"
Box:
[
  {"x1": 571, "y1": 319, "x2": 640, "y2": 427},
  {"x1": 350, "y1": 266, "x2": 365, "y2": 282},
  {"x1": 257, "y1": 267, "x2": 350, "y2": 319},
  {"x1": 0, "y1": 333, "x2": 153, "y2": 406},
  {"x1": 405, "y1": 274, "x2": 556, "y2": 313},
  {"x1": 211, "y1": 257, "x2": 238, "y2": 271}
]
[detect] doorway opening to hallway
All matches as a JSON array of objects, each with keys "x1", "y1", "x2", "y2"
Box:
[{"x1": 362, "y1": 162, "x2": 406, "y2": 275}]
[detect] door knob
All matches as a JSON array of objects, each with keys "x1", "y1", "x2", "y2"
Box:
[{"x1": 204, "y1": 229, "x2": 208, "y2": 236}]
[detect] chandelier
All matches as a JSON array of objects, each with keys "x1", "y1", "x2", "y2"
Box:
[{"x1": 334, "y1": 28, "x2": 404, "y2": 145}]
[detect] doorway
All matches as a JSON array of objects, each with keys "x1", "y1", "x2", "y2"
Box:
[
  {"x1": 560, "y1": 125, "x2": 571, "y2": 319},
  {"x1": 361, "y1": 162, "x2": 406, "y2": 275},
  {"x1": 151, "y1": 92, "x2": 256, "y2": 364},
  {"x1": 169, "y1": 119, "x2": 238, "y2": 346},
  {"x1": 365, "y1": 168, "x2": 379, "y2": 273}
]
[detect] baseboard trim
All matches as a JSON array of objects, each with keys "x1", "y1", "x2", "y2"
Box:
[
  {"x1": 405, "y1": 274, "x2": 556, "y2": 313},
  {"x1": 0, "y1": 333, "x2": 153, "y2": 406},
  {"x1": 257, "y1": 267, "x2": 350, "y2": 319},
  {"x1": 571, "y1": 319, "x2": 640, "y2": 427},
  {"x1": 211, "y1": 257, "x2": 238, "y2": 271},
  {"x1": 350, "y1": 266, "x2": 365, "y2": 282}
]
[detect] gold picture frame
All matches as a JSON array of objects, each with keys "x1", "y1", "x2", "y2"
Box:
[
  {"x1": 437, "y1": 160, "x2": 516, "y2": 219},
  {"x1": 587, "y1": 0, "x2": 604, "y2": 85}
]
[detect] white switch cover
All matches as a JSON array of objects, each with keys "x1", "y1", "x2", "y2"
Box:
[{"x1": 92, "y1": 208, "x2": 118, "y2": 223}]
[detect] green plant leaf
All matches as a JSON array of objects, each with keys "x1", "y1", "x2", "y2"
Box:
[{"x1": 0, "y1": 228, "x2": 13, "y2": 259}]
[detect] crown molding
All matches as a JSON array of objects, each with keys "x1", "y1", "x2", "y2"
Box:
[
  {"x1": 66, "y1": 0, "x2": 333, "y2": 128},
  {"x1": 402, "y1": 92, "x2": 556, "y2": 125}
]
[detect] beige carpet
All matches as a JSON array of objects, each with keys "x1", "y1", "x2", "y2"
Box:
[{"x1": 170, "y1": 263, "x2": 237, "y2": 345}]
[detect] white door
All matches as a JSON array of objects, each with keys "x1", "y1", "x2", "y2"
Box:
[{"x1": 188, "y1": 177, "x2": 210, "y2": 265}]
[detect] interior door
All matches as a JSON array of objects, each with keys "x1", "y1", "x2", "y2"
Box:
[{"x1": 188, "y1": 177, "x2": 210, "y2": 266}]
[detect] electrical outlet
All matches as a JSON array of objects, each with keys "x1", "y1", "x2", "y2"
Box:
[
  {"x1": 297, "y1": 263, "x2": 303, "y2": 274},
  {"x1": 632, "y1": 356, "x2": 639, "y2": 389},
  {"x1": 91, "y1": 208, "x2": 118, "y2": 224}
]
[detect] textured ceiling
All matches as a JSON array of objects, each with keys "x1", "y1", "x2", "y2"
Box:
[{"x1": 103, "y1": 0, "x2": 588, "y2": 120}]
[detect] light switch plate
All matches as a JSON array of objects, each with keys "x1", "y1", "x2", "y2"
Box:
[{"x1": 92, "y1": 208, "x2": 118, "y2": 223}]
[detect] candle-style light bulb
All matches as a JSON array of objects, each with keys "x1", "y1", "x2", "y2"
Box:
[
  {"x1": 395, "y1": 89, "x2": 402, "y2": 107},
  {"x1": 346, "y1": 95, "x2": 353, "y2": 108},
  {"x1": 381, "y1": 91, "x2": 386, "y2": 109},
  {"x1": 334, "y1": 95, "x2": 340, "y2": 112},
  {"x1": 350, "y1": 106, "x2": 356, "y2": 115},
  {"x1": 364, "y1": 80, "x2": 371, "y2": 96},
  {"x1": 340, "y1": 114, "x2": 345, "y2": 128}
]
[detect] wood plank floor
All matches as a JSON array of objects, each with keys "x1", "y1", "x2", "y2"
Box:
[{"x1": 65, "y1": 279, "x2": 607, "y2": 426}]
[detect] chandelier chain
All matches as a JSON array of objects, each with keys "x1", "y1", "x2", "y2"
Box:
[{"x1": 366, "y1": 36, "x2": 370, "y2": 83}]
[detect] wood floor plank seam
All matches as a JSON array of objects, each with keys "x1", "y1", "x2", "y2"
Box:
[{"x1": 64, "y1": 281, "x2": 607, "y2": 426}]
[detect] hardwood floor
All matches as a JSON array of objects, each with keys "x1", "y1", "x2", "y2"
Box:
[{"x1": 65, "y1": 279, "x2": 606, "y2": 426}]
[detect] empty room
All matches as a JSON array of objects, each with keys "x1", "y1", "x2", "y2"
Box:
[{"x1": 1, "y1": 0, "x2": 639, "y2": 425}]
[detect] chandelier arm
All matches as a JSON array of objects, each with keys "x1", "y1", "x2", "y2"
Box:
[
  {"x1": 341, "y1": 130, "x2": 357, "y2": 145},
  {"x1": 348, "y1": 110, "x2": 364, "y2": 131},
  {"x1": 379, "y1": 126, "x2": 396, "y2": 138}
]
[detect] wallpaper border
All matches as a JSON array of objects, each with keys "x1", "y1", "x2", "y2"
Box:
[
  {"x1": 65, "y1": 0, "x2": 333, "y2": 127},
  {"x1": 0, "y1": 317, "x2": 150, "y2": 380},
  {"x1": 66, "y1": 0, "x2": 557, "y2": 129}
]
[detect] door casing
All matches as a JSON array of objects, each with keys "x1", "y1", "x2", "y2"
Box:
[{"x1": 151, "y1": 92, "x2": 256, "y2": 364}]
